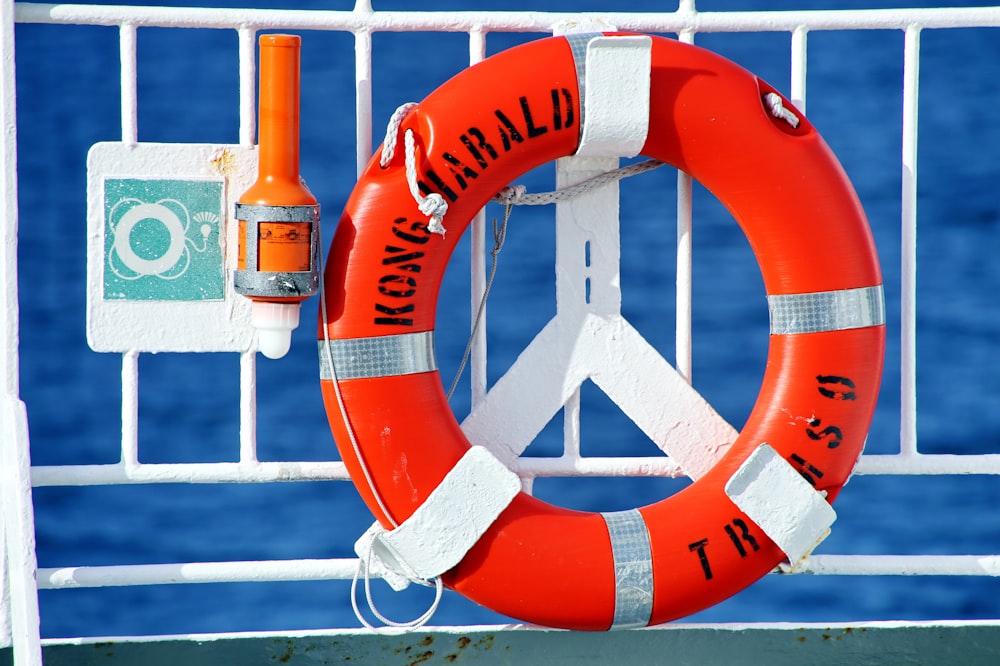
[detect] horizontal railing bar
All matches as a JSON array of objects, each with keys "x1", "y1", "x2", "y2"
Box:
[
  {"x1": 853, "y1": 454, "x2": 1000, "y2": 475},
  {"x1": 798, "y1": 555, "x2": 1000, "y2": 577},
  {"x1": 30, "y1": 461, "x2": 351, "y2": 486},
  {"x1": 38, "y1": 559, "x2": 360, "y2": 589},
  {"x1": 29, "y1": 453, "x2": 1000, "y2": 487},
  {"x1": 15, "y1": 3, "x2": 1000, "y2": 33},
  {"x1": 37, "y1": 554, "x2": 1000, "y2": 590}
]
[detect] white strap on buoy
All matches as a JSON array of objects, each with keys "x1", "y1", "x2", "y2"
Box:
[
  {"x1": 724, "y1": 443, "x2": 837, "y2": 569},
  {"x1": 354, "y1": 445, "x2": 521, "y2": 592},
  {"x1": 575, "y1": 35, "x2": 652, "y2": 158}
]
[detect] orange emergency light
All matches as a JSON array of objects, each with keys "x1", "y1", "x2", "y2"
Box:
[{"x1": 235, "y1": 34, "x2": 319, "y2": 359}]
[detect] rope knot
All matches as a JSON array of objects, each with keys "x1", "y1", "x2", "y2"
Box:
[
  {"x1": 764, "y1": 92, "x2": 800, "y2": 129},
  {"x1": 492, "y1": 184, "x2": 527, "y2": 205},
  {"x1": 419, "y1": 193, "x2": 449, "y2": 236}
]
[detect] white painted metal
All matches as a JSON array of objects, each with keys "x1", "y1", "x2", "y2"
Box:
[
  {"x1": 901, "y1": 24, "x2": 921, "y2": 459},
  {"x1": 13, "y1": 4, "x2": 1000, "y2": 32},
  {"x1": 2, "y1": 0, "x2": 42, "y2": 662},
  {"x1": 3, "y1": 1, "x2": 1000, "y2": 663},
  {"x1": 573, "y1": 36, "x2": 652, "y2": 158},
  {"x1": 85, "y1": 142, "x2": 256, "y2": 353},
  {"x1": 356, "y1": 447, "x2": 521, "y2": 590},
  {"x1": 725, "y1": 444, "x2": 837, "y2": 568},
  {"x1": 38, "y1": 558, "x2": 360, "y2": 589}
]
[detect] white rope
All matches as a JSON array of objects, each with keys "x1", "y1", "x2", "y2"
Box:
[
  {"x1": 763, "y1": 92, "x2": 800, "y2": 128},
  {"x1": 326, "y1": 263, "x2": 443, "y2": 627},
  {"x1": 492, "y1": 158, "x2": 665, "y2": 206},
  {"x1": 380, "y1": 102, "x2": 448, "y2": 236},
  {"x1": 351, "y1": 541, "x2": 443, "y2": 630},
  {"x1": 319, "y1": 242, "x2": 398, "y2": 531},
  {"x1": 404, "y1": 129, "x2": 448, "y2": 236},
  {"x1": 379, "y1": 102, "x2": 418, "y2": 168}
]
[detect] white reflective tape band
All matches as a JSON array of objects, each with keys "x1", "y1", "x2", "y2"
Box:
[
  {"x1": 318, "y1": 331, "x2": 436, "y2": 381},
  {"x1": 572, "y1": 35, "x2": 652, "y2": 158},
  {"x1": 601, "y1": 509, "x2": 654, "y2": 629},
  {"x1": 768, "y1": 285, "x2": 885, "y2": 335},
  {"x1": 354, "y1": 446, "x2": 521, "y2": 590},
  {"x1": 724, "y1": 444, "x2": 836, "y2": 566}
]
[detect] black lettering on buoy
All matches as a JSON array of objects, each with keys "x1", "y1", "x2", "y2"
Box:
[
  {"x1": 688, "y1": 539, "x2": 713, "y2": 580},
  {"x1": 817, "y1": 375, "x2": 857, "y2": 401},
  {"x1": 463, "y1": 128, "x2": 499, "y2": 164},
  {"x1": 494, "y1": 109, "x2": 525, "y2": 151},
  {"x1": 375, "y1": 218, "x2": 430, "y2": 326},
  {"x1": 520, "y1": 96, "x2": 548, "y2": 139},
  {"x1": 390, "y1": 217, "x2": 432, "y2": 244},
  {"x1": 806, "y1": 418, "x2": 843, "y2": 449},
  {"x1": 724, "y1": 519, "x2": 761, "y2": 558},
  {"x1": 551, "y1": 88, "x2": 575, "y2": 131},
  {"x1": 377, "y1": 275, "x2": 417, "y2": 298},
  {"x1": 418, "y1": 169, "x2": 459, "y2": 203},
  {"x1": 381, "y1": 247, "x2": 425, "y2": 272},
  {"x1": 789, "y1": 453, "x2": 824, "y2": 487},
  {"x1": 374, "y1": 302, "x2": 415, "y2": 326},
  {"x1": 441, "y1": 152, "x2": 479, "y2": 191}
]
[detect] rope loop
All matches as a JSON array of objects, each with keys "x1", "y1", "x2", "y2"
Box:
[
  {"x1": 351, "y1": 539, "x2": 444, "y2": 630},
  {"x1": 403, "y1": 128, "x2": 448, "y2": 236},
  {"x1": 378, "y1": 103, "x2": 449, "y2": 236},
  {"x1": 379, "y1": 102, "x2": 419, "y2": 168}
]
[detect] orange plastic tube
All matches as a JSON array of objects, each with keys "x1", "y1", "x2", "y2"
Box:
[
  {"x1": 235, "y1": 34, "x2": 320, "y2": 358},
  {"x1": 237, "y1": 34, "x2": 317, "y2": 277}
]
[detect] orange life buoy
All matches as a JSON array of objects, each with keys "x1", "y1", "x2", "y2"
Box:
[{"x1": 319, "y1": 33, "x2": 884, "y2": 630}]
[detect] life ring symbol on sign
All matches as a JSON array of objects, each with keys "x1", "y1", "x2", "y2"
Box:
[
  {"x1": 319, "y1": 33, "x2": 885, "y2": 631},
  {"x1": 107, "y1": 197, "x2": 215, "y2": 280}
]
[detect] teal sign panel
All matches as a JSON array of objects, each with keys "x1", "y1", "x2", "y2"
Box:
[{"x1": 103, "y1": 178, "x2": 225, "y2": 301}]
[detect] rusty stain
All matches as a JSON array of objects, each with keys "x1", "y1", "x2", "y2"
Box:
[
  {"x1": 408, "y1": 650, "x2": 434, "y2": 666},
  {"x1": 271, "y1": 639, "x2": 295, "y2": 663},
  {"x1": 444, "y1": 655, "x2": 459, "y2": 663},
  {"x1": 797, "y1": 635, "x2": 807, "y2": 643},
  {"x1": 474, "y1": 635, "x2": 494, "y2": 650},
  {"x1": 456, "y1": 636, "x2": 472, "y2": 649},
  {"x1": 419, "y1": 635, "x2": 434, "y2": 647},
  {"x1": 209, "y1": 147, "x2": 238, "y2": 177}
]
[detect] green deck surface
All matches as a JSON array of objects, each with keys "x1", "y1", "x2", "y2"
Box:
[{"x1": 4, "y1": 622, "x2": 1000, "y2": 665}]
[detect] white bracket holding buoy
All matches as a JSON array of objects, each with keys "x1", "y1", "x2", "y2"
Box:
[
  {"x1": 725, "y1": 444, "x2": 837, "y2": 568},
  {"x1": 462, "y1": 29, "x2": 738, "y2": 480},
  {"x1": 575, "y1": 35, "x2": 652, "y2": 158},
  {"x1": 354, "y1": 446, "x2": 521, "y2": 591}
]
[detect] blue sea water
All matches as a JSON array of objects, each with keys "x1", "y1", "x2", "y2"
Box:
[{"x1": 12, "y1": 0, "x2": 1000, "y2": 639}]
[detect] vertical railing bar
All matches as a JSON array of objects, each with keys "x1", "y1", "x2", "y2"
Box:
[
  {"x1": 238, "y1": 26, "x2": 257, "y2": 148},
  {"x1": 1, "y1": 514, "x2": 11, "y2": 648},
  {"x1": 675, "y1": 28, "x2": 695, "y2": 385},
  {"x1": 2, "y1": 1, "x2": 43, "y2": 660},
  {"x1": 239, "y1": 351, "x2": 258, "y2": 464},
  {"x1": 563, "y1": 392, "x2": 582, "y2": 459},
  {"x1": 469, "y1": 27, "x2": 489, "y2": 407},
  {"x1": 120, "y1": 351, "x2": 140, "y2": 469},
  {"x1": 0, "y1": 1, "x2": 17, "y2": 398},
  {"x1": 236, "y1": 26, "x2": 259, "y2": 466},
  {"x1": 119, "y1": 22, "x2": 138, "y2": 145},
  {"x1": 900, "y1": 24, "x2": 920, "y2": 457},
  {"x1": 354, "y1": 28, "x2": 373, "y2": 177},
  {"x1": 790, "y1": 25, "x2": 808, "y2": 113}
]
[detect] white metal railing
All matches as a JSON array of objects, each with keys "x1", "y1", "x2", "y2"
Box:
[{"x1": 4, "y1": 1, "x2": 1000, "y2": 664}]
